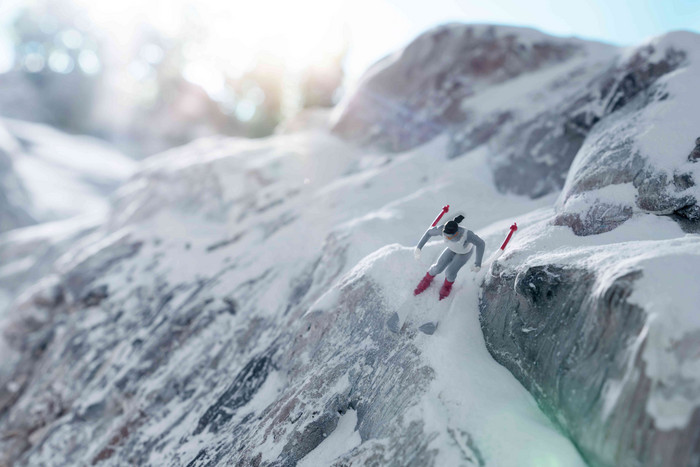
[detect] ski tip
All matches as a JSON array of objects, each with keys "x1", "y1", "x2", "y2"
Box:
[{"x1": 418, "y1": 321, "x2": 438, "y2": 335}]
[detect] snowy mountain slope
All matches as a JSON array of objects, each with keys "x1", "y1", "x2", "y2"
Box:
[
  {"x1": 1, "y1": 24, "x2": 700, "y2": 467},
  {"x1": 0, "y1": 122, "x2": 34, "y2": 233},
  {"x1": 0, "y1": 215, "x2": 101, "y2": 318},
  {"x1": 332, "y1": 23, "x2": 606, "y2": 153},
  {"x1": 0, "y1": 131, "x2": 585, "y2": 466},
  {"x1": 0, "y1": 118, "x2": 135, "y2": 319},
  {"x1": 333, "y1": 24, "x2": 698, "y2": 209},
  {"x1": 1, "y1": 118, "x2": 136, "y2": 224}
]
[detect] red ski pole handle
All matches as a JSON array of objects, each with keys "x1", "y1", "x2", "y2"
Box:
[
  {"x1": 431, "y1": 205, "x2": 450, "y2": 227},
  {"x1": 499, "y1": 222, "x2": 518, "y2": 250}
]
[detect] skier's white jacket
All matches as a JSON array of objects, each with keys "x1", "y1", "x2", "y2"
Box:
[{"x1": 417, "y1": 224, "x2": 486, "y2": 266}]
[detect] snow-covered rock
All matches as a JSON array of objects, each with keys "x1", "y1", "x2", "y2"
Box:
[
  {"x1": 480, "y1": 213, "x2": 700, "y2": 466},
  {"x1": 1, "y1": 24, "x2": 700, "y2": 467},
  {"x1": 332, "y1": 24, "x2": 619, "y2": 198},
  {"x1": 0, "y1": 118, "x2": 136, "y2": 225},
  {"x1": 554, "y1": 32, "x2": 700, "y2": 235},
  {"x1": 0, "y1": 121, "x2": 35, "y2": 233},
  {"x1": 333, "y1": 24, "x2": 590, "y2": 149},
  {"x1": 0, "y1": 118, "x2": 135, "y2": 315},
  {"x1": 474, "y1": 33, "x2": 700, "y2": 467},
  {"x1": 333, "y1": 25, "x2": 700, "y2": 221}
]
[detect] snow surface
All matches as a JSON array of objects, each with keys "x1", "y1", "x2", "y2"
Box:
[
  {"x1": 0, "y1": 126, "x2": 589, "y2": 466},
  {"x1": 298, "y1": 409, "x2": 362, "y2": 467},
  {"x1": 630, "y1": 253, "x2": 700, "y2": 430},
  {"x1": 2, "y1": 25, "x2": 700, "y2": 467},
  {"x1": 133, "y1": 131, "x2": 588, "y2": 465},
  {"x1": 2, "y1": 118, "x2": 135, "y2": 222},
  {"x1": 630, "y1": 32, "x2": 700, "y2": 188}
]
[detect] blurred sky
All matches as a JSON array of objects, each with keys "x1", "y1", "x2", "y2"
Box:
[{"x1": 2, "y1": 0, "x2": 700, "y2": 86}]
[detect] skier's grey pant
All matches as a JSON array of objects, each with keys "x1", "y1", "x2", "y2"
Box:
[{"x1": 428, "y1": 248, "x2": 473, "y2": 282}]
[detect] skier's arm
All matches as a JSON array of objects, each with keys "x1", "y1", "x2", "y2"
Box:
[
  {"x1": 416, "y1": 225, "x2": 442, "y2": 250},
  {"x1": 467, "y1": 230, "x2": 485, "y2": 267}
]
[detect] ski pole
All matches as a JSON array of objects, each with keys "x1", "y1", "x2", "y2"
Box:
[
  {"x1": 499, "y1": 222, "x2": 517, "y2": 251},
  {"x1": 431, "y1": 205, "x2": 450, "y2": 227},
  {"x1": 483, "y1": 222, "x2": 518, "y2": 266}
]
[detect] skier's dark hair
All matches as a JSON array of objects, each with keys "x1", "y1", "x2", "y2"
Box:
[
  {"x1": 443, "y1": 221, "x2": 459, "y2": 235},
  {"x1": 453, "y1": 215, "x2": 464, "y2": 224}
]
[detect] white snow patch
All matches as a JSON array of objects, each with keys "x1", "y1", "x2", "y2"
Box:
[
  {"x1": 559, "y1": 183, "x2": 638, "y2": 215},
  {"x1": 297, "y1": 409, "x2": 362, "y2": 467},
  {"x1": 4, "y1": 118, "x2": 135, "y2": 222},
  {"x1": 629, "y1": 253, "x2": 700, "y2": 430}
]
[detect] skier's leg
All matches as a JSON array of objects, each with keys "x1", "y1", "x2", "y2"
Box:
[
  {"x1": 445, "y1": 249, "x2": 472, "y2": 282},
  {"x1": 428, "y1": 248, "x2": 456, "y2": 276},
  {"x1": 440, "y1": 250, "x2": 472, "y2": 300},
  {"x1": 416, "y1": 249, "x2": 454, "y2": 296}
]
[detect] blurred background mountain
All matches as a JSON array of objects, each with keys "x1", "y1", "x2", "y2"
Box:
[{"x1": 1, "y1": 0, "x2": 699, "y2": 160}]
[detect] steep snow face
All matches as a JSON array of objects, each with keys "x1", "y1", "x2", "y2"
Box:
[{"x1": 0, "y1": 131, "x2": 584, "y2": 466}]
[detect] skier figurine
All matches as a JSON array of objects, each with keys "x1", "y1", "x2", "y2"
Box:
[{"x1": 413, "y1": 214, "x2": 485, "y2": 300}]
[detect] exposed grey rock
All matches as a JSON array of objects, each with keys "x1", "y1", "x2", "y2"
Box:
[
  {"x1": 479, "y1": 42, "x2": 687, "y2": 199},
  {"x1": 689, "y1": 136, "x2": 700, "y2": 162},
  {"x1": 554, "y1": 202, "x2": 634, "y2": 235},
  {"x1": 490, "y1": 106, "x2": 600, "y2": 198},
  {"x1": 480, "y1": 258, "x2": 700, "y2": 467},
  {"x1": 193, "y1": 352, "x2": 276, "y2": 435},
  {"x1": 0, "y1": 236, "x2": 440, "y2": 466}
]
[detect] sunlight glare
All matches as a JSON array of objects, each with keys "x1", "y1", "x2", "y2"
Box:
[{"x1": 74, "y1": 0, "x2": 348, "y2": 75}]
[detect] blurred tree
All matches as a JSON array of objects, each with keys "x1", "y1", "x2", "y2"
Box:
[
  {"x1": 300, "y1": 47, "x2": 346, "y2": 109},
  {"x1": 0, "y1": 0, "x2": 347, "y2": 156},
  {"x1": 0, "y1": 1, "x2": 102, "y2": 132},
  {"x1": 238, "y1": 53, "x2": 285, "y2": 138}
]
